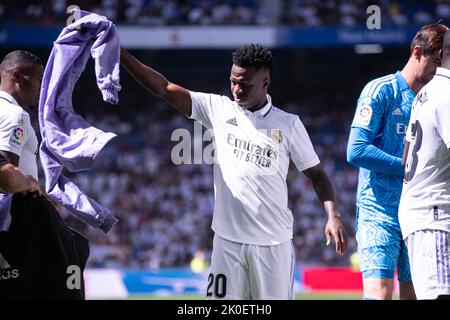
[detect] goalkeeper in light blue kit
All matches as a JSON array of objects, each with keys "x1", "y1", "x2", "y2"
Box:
[{"x1": 347, "y1": 23, "x2": 448, "y2": 300}]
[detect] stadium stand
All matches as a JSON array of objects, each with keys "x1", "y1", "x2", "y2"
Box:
[{"x1": 0, "y1": 0, "x2": 448, "y2": 27}]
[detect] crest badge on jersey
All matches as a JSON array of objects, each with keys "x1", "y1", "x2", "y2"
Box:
[
  {"x1": 354, "y1": 104, "x2": 373, "y2": 126},
  {"x1": 272, "y1": 129, "x2": 283, "y2": 144},
  {"x1": 9, "y1": 126, "x2": 25, "y2": 147}
]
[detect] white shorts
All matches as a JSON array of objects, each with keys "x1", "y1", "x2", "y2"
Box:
[
  {"x1": 405, "y1": 229, "x2": 450, "y2": 299},
  {"x1": 207, "y1": 234, "x2": 295, "y2": 300}
]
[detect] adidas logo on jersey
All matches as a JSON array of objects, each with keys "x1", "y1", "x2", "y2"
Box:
[
  {"x1": 392, "y1": 107, "x2": 403, "y2": 116},
  {"x1": 226, "y1": 118, "x2": 238, "y2": 126},
  {"x1": 0, "y1": 252, "x2": 19, "y2": 280}
]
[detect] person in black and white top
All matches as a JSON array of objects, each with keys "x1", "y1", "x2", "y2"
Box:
[
  {"x1": 0, "y1": 51, "x2": 89, "y2": 300},
  {"x1": 399, "y1": 30, "x2": 450, "y2": 300},
  {"x1": 120, "y1": 44, "x2": 348, "y2": 299},
  {"x1": 0, "y1": 50, "x2": 43, "y2": 231},
  {"x1": 0, "y1": 49, "x2": 44, "y2": 231},
  {"x1": 0, "y1": 51, "x2": 41, "y2": 180}
]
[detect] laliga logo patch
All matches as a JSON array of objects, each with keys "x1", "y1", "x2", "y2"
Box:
[
  {"x1": 360, "y1": 105, "x2": 372, "y2": 118},
  {"x1": 272, "y1": 129, "x2": 283, "y2": 144},
  {"x1": 355, "y1": 105, "x2": 372, "y2": 126},
  {"x1": 9, "y1": 127, "x2": 25, "y2": 147},
  {"x1": 12, "y1": 127, "x2": 24, "y2": 140}
]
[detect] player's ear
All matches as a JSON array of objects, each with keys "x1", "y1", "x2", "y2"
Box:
[
  {"x1": 412, "y1": 45, "x2": 423, "y2": 61},
  {"x1": 11, "y1": 69, "x2": 25, "y2": 86},
  {"x1": 12, "y1": 69, "x2": 21, "y2": 82},
  {"x1": 263, "y1": 76, "x2": 270, "y2": 90},
  {"x1": 440, "y1": 48, "x2": 443, "y2": 61}
]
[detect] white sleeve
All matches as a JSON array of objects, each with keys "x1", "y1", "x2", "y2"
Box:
[
  {"x1": 0, "y1": 109, "x2": 30, "y2": 156},
  {"x1": 188, "y1": 91, "x2": 225, "y2": 129},
  {"x1": 435, "y1": 101, "x2": 450, "y2": 149},
  {"x1": 289, "y1": 116, "x2": 320, "y2": 171}
]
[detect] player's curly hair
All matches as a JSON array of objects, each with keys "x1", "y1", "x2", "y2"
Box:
[{"x1": 232, "y1": 44, "x2": 273, "y2": 78}]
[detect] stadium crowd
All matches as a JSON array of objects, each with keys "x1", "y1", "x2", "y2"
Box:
[{"x1": 1, "y1": 0, "x2": 449, "y2": 27}]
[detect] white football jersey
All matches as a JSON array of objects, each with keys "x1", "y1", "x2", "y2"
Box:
[
  {"x1": 0, "y1": 90, "x2": 38, "y2": 179},
  {"x1": 399, "y1": 67, "x2": 450, "y2": 238},
  {"x1": 189, "y1": 91, "x2": 320, "y2": 245}
]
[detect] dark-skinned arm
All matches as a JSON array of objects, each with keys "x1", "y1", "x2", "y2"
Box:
[
  {"x1": 0, "y1": 163, "x2": 42, "y2": 194},
  {"x1": 303, "y1": 164, "x2": 348, "y2": 255},
  {"x1": 0, "y1": 152, "x2": 42, "y2": 195},
  {"x1": 120, "y1": 47, "x2": 192, "y2": 116},
  {"x1": 0, "y1": 150, "x2": 20, "y2": 166},
  {"x1": 0, "y1": 151, "x2": 44, "y2": 196}
]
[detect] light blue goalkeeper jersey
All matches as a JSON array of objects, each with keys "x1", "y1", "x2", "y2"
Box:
[{"x1": 347, "y1": 71, "x2": 415, "y2": 225}]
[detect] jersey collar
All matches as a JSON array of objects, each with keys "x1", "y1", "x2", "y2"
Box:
[
  {"x1": 0, "y1": 90, "x2": 20, "y2": 106},
  {"x1": 238, "y1": 94, "x2": 272, "y2": 117},
  {"x1": 435, "y1": 67, "x2": 450, "y2": 80},
  {"x1": 395, "y1": 70, "x2": 413, "y2": 92}
]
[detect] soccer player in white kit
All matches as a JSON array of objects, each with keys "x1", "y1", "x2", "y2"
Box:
[
  {"x1": 399, "y1": 31, "x2": 450, "y2": 300},
  {"x1": 120, "y1": 44, "x2": 348, "y2": 299},
  {"x1": 0, "y1": 51, "x2": 41, "y2": 182},
  {"x1": 0, "y1": 50, "x2": 43, "y2": 230}
]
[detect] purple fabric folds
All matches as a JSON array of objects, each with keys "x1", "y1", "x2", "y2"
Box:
[{"x1": 39, "y1": 11, "x2": 121, "y2": 233}]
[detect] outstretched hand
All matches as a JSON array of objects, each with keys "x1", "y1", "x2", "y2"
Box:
[{"x1": 325, "y1": 215, "x2": 348, "y2": 255}]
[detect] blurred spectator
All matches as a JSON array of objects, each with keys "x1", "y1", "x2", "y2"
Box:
[
  {"x1": 388, "y1": 2, "x2": 409, "y2": 26},
  {"x1": 190, "y1": 250, "x2": 210, "y2": 273}
]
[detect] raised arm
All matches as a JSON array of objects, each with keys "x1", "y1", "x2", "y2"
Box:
[
  {"x1": 120, "y1": 47, "x2": 192, "y2": 116},
  {"x1": 303, "y1": 164, "x2": 348, "y2": 255}
]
